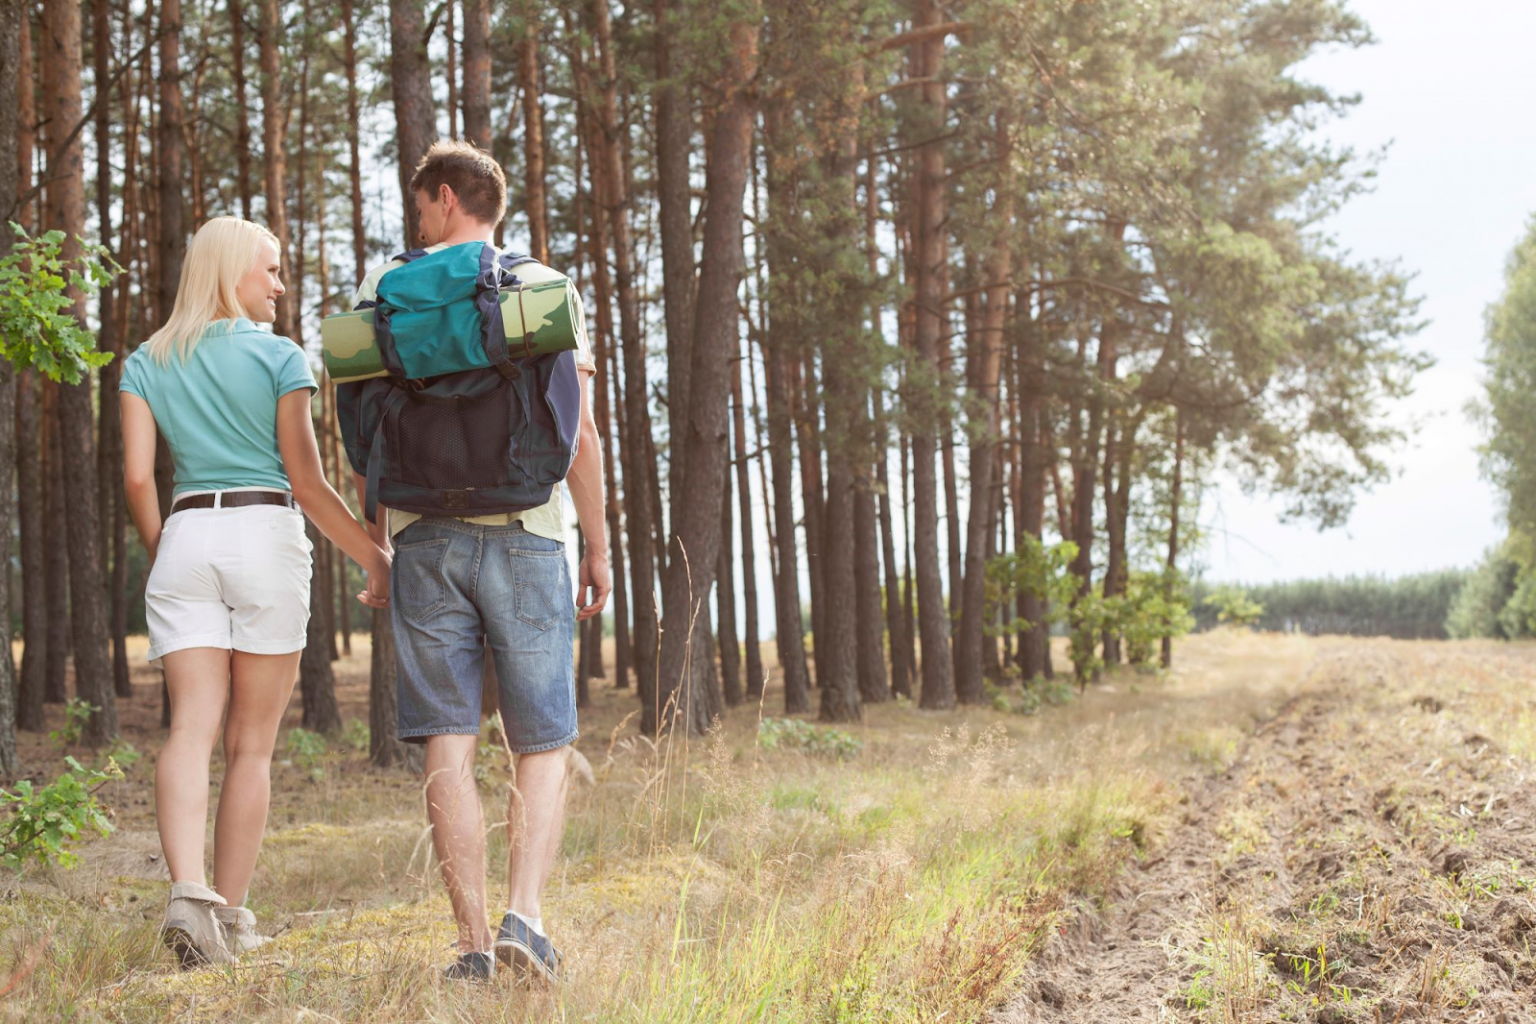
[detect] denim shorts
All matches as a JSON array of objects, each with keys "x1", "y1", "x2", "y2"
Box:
[{"x1": 390, "y1": 517, "x2": 577, "y2": 752}]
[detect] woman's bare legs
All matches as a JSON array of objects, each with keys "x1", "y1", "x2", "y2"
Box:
[
  {"x1": 212, "y1": 650, "x2": 301, "y2": 907},
  {"x1": 157, "y1": 648, "x2": 233, "y2": 886}
]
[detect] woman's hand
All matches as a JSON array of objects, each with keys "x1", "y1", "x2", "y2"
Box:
[{"x1": 358, "y1": 548, "x2": 391, "y2": 608}]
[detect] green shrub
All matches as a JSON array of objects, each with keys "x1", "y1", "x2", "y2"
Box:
[
  {"x1": 49, "y1": 699, "x2": 98, "y2": 748},
  {"x1": 285, "y1": 728, "x2": 328, "y2": 781},
  {"x1": 757, "y1": 718, "x2": 862, "y2": 760},
  {"x1": 341, "y1": 719, "x2": 371, "y2": 753},
  {"x1": 1, "y1": 757, "x2": 125, "y2": 870}
]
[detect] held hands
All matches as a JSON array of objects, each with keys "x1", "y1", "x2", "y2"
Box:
[
  {"x1": 358, "y1": 548, "x2": 392, "y2": 608},
  {"x1": 577, "y1": 549, "x2": 612, "y2": 622}
]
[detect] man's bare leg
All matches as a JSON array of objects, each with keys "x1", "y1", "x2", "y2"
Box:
[
  {"x1": 505, "y1": 747, "x2": 570, "y2": 922},
  {"x1": 424, "y1": 734, "x2": 492, "y2": 952}
]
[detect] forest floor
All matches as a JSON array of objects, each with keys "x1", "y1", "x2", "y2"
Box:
[{"x1": 2, "y1": 632, "x2": 1535, "y2": 1021}]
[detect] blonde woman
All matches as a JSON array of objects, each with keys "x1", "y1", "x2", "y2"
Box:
[{"x1": 120, "y1": 217, "x2": 391, "y2": 966}]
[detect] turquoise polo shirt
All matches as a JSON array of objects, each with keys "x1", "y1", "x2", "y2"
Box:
[{"x1": 119, "y1": 318, "x2": 318, "y2": 498}]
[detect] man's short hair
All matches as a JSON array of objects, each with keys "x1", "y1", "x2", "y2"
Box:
[{"x1": 409, "y1": 140, "x2": 508, "y2": 225}]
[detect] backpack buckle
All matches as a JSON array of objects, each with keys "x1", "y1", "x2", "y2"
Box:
[{"x1": 494, "y1": 362, "x2": 521, "y2": 381}]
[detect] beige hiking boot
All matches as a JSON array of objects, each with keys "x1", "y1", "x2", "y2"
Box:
[
  {"x1": 161, "y1": 882, "x2": 235, "y2": 967},
  {"x1": 213, "y1": 905, "x2": 272, "y2": 956}
]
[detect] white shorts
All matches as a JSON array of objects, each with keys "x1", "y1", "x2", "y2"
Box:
[{"x1": 145, "y1": 501, "x2": 314, "y2": 665}]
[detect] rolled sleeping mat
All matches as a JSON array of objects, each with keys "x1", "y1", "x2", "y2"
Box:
[{"x1": 321, "y1": 263, "x2": 588, "y2": 383}]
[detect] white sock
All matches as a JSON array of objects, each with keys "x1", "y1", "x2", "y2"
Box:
[{"x1": 509, "y1": 910, "x2": 544, "y2": 936}]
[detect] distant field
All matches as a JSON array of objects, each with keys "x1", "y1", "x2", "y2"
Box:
[{"x1": 4, "y1": 633, "x2": 1534, "y2": 1021}]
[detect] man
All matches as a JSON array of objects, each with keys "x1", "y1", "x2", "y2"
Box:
[{"x1": 349, "y1": 140, "x2": 610, "y2": 983}]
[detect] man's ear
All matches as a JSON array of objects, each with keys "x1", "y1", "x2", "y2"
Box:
[{"x1": 439, "y1": 183, "x2": 457, "y2": 214}]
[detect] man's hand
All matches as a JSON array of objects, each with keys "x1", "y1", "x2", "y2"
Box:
[
  {"x1": 359, "y1": 549, "x2": 392, "y2": 609},
  {"x1": 577, "y1": 549, "x2": 611, "y2": 621}
]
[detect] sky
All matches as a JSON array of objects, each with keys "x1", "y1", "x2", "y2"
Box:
[{"x1": 1199, "y1": 0, "x2": 1536, "y2": 582}]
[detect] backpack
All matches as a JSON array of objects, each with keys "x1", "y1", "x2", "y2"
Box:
[{"x1": 334, "y1": 242, "x2": 582, "y2": 523}]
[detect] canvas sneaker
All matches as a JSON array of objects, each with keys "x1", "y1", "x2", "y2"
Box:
[
  {"x1": 494, "y1": 912, "x2": 563, "y2": 984},
  {"x1": 443, "y1": 949, "x2": 495, "y2": 983},
  {"x1": 160, "y1": 881, "x2": 235, "y2": 967},
  {"x1": 213, "y1": 905, "x2": 272, "y2": 956}
]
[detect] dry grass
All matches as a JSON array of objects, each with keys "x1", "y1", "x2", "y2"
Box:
[{"x1": 0, "y1": 630, "x2": 1317, "y2": 1022}]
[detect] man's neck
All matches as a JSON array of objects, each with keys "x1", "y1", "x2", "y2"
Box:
[{"x1": 433, "y1": 216, "x2": 496, "y2": 249}]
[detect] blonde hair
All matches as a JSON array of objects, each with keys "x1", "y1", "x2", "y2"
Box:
[{"x1": 144, "y1": 217, "x2": 280, "y2": 364}]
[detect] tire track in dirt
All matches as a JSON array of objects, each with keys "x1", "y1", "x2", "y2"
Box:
[{"x1": 996, "y1": 641, "x2": 1536, "y2": 1023}]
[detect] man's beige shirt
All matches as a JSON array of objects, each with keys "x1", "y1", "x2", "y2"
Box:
[{"x1": 351, "y1": 243, "x2": 596, "y2": 541}]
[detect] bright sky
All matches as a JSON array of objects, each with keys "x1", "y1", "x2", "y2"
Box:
[{"x1": 1200, "y1": 0, "x2": 1536, "y2": 583}]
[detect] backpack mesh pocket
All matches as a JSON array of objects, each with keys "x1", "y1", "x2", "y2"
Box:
[{"x1": 385, "y1": 373, "x2": 523, "y2": 492}]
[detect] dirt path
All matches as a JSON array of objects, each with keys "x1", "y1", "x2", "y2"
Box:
[{"x1": 997, "y1": 641, "x2": 1536, "y2": 1023}]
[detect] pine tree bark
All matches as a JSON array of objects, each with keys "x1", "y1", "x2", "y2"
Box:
[
  {"x1": 654, "y1": 8, "x2": 758, "y2": 735},
  {"x1": 95, "y1": 0, "x2": 130, "y2": 699},
  {"x1": 1161, "y1": 408, "x2": 1185, "y2": 669},
  {"x1": 654, "y1": 0, "x2": 695, "y2": 501},
  {"x1": 954, "y1": 126, "x2": 1012, "y2": 703},
  {"x1": 730, "y1": 338, "x2": 764, "y2": 698},
  {"x1": 257, "y1": 0, "x2": 293, "y2": 339},
  {"x1": 875, "y1": 390, "x2": 910, "y2": 699},
  {"x1": 586, "y1": 0, "x2": 658, "y2": 729},
  {"x1": 368, "y1": 606, "x2": 416, "y2": 767},
  {"x1": 389, "y1": 0, "x2": 433, "y2": 244},
  {"x1": 299, "y1": 521, "x2": 342, "y2": 734},
  {"x1": 229, "y1": 0, "x2": 253, "y2": 220},
  {"x1": 461, "y1": 0, "x2": 490, "y2": 149},
  {"x1": 717, "y1": 453, "x2": 742, "y2": 707},
  {"x1": 0, "y1": 0, "x2": 21, "y2": 773},
  {"x1": 908, "y1": 0, "x2": 954, "y2": 709},
  {"x1": 43, "y1": 0, "x2": 117, "y2": 742},
  {"x1": 43, "y1": 389, "x2": 68, "y2": 705},
  {"x1": 795, "y1": 353, "x2": 827, "y2": 685},
  {"x1": 1016, "y1": 340, "x2": 1049, "y2": 680},
  {"x1": 514, "y1": 10, "x2": 547, "y2": 259},
  {"x1": 16, "y1": 12, "x2": 49, "y2": 730}
]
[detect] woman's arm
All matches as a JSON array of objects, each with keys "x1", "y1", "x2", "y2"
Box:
[
  {"x1": 276, "y1": 390, "x2": 391, "y2": 607},
  {"x1": 121, "y1": 394, "x2": 164, "y2": 562}
]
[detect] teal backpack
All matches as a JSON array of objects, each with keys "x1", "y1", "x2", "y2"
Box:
[{"x1": 335, "y1": 242, "x2": 582, "y2": 522}]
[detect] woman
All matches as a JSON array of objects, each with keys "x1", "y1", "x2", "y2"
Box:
[{"x1": 120, "y1": 216, "x2": 391, "y2": 966}]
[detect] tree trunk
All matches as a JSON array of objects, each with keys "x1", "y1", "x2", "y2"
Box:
[
  {"x1": 717, "y1": 453, "x2": 742, "y2": 707},
  {"x1": 95, "y1": 0, "x2": 129, "y2": 699},
  {"x1": 257, "y1": 0, "x2": 292, "y2": 339},
  {"x1": 343, "y1": 0, "x2": 365, "y2": 278},
  {"x1": 229, "y1": 0, "x2": 252, "y2": 220},
  {"x1": 43, "y1": 388, "x2": 68, "y2": 705},
  {"x1": 299, "y1": 520, "x2": 342, "y2": 735},
  {"x1": 16, "y1": 10, "x2": 47, "y2": 729},
  {"x1": 1016, "y1": 343, "x2": 1049, "y2": 680},
  {"x1": 16, "y1": 369, "x2": 46, "y2": 729},
  {"x1": 854, "y1": 459, "x2": 888, "y2": 705},
  {"x1": 513, "y1": 10, "x2": 547, "y2": 258},
  {"x1": 900, "y1": 427, "x2": 918, "y2": 689},
  {"x1": 874, "y1": 391, "x2": 910, "y2": 699},
  {"x1": 908, "y1": 0, "x2": 954, "y2": 709},
  {"x1": 586, "y1": 0, "x2": 658, "y2": 729},
  {"x1": 655, "y1": 11, "x2": 758, "y2": 735},
  {"x1": 0, "y1": 0, "x2": 20, "y2": 773},
  {"x1": 795, "y1": 353, "x2": 827, "y2": 687},
  {"x1": 461, "y1": 0, "x2": 489, "y2": 149},
  {"x1": 43, "y1": 0, "x2": 117, "y2": 742},
  {"x1": 369, "y1": 607, "x2": 416, "y2": 768},
  {"x1": 954, "y1": 127, "x2": 1011, "y2": 703},
  {"x1": 389, "y1": 0, "x2": 433, "y2": 244},
  {"x1": 730, "y1": 337, "x2": 763, "y2": 699},
  {"x1": 1162, "y1": 408, "x2": 1184, "y2": 669},
  {"x1": 654, "y1": 0, "x2": 695, "y2": 504}
]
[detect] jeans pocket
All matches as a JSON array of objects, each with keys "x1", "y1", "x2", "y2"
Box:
[
  {"x1": 511, "y1": 548, "x2": 564, "y2": 632},
  {"x1": 396, "y1": 537, "x2": 450, "y2": 623}
]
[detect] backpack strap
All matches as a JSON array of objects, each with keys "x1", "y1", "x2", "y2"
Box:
[
  {"x1": 373, "y1": 249, "x2": 433, "y2": 382},
  {"x1": 363, "y1": 383, "x2": 412, "y2": 524},
  {"x1": 479, "y1": 246, "x2": 541, "y2": 379}
]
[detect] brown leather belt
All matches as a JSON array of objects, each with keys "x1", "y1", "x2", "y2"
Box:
[{"x1": 169, "y1": 490, "x2": 296, "y2": 517}]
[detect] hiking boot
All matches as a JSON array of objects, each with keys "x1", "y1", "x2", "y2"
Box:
[
  {"x1": 493, "y1": 912, "x2": 563, "y2": 984},
  {"x1": 213, "y1": 905, "x2": 272, "y2": 956},
  {"x1": 161, "y1": 882, "x2": 235, "y2": 967},
  {"x1": 443, "y1": 949, "x2": 495, "y2": 983}
]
